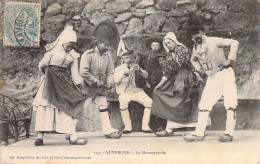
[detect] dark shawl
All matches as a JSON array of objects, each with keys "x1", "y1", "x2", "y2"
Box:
[{"x1": 43, "y1": 66, "x2": 85, "y2": 119}]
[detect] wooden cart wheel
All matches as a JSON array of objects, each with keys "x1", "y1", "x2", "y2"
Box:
[
  {"x1": 14, "y1": 102, "x2": 31, "y2": 136},
  {"x1": 0, "y1": 94, "x2": 30, "y2": 139},
  {"x1": 0, "y1": 104, "x2": 18, "y2": 140},
  {"x1": 0, "y1": 94, "x2": 18, "y2": 110}
]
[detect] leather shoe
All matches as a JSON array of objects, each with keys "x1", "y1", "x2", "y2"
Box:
[
  {"x1": 69, "y1": 138, "x2": 88, "y2": 145},
  {"x1": 105, "y1": 131, "x2": 122, "y2": 139},
  {"x1": 123, "y1": 130, "x2": 131, "y2": 134},
  {"x1": 34, "y1": 138, "x2": 43, "y2": 146},
  {"x1": 183, "y1": 134, "x2": 205, "y2": 142},
  {"x1": 155, "y1": 130, "x2": 173, "y2": 137},
  {"x1": 218, "y1": 133, "x2": 233, "y2": 142}
]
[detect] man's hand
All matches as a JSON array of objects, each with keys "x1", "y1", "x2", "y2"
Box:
[
  {"x1": 218, "y1": 59, "x2": 234, "y2": 70},
  {"x1": 105, "y1": 82, "x2": 113, "y2": 90},
  {"x1": 132, "y1": 64, "x2": 140, "y2": 71},
  {"x1": 198, "y1": 68, "x2": 207, "y2": 77},
  {"x1": 195, "y1": 72, "x2": 205, "y2": 83},
  {"x1": 125, "y1": 66, "x2": 133, "y2": 75},
  {"x1": 96, "y1": 80, "x2": 104, "y2": 87}
]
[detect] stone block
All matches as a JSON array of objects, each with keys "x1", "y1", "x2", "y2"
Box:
[
  {"x1": 162, "y1": 18, "x2": 180, "y2": 32},
  {"x1": 129, "y1": 0, "x2": 141, "y2": 5},
  {"x1": 57, "y1": 0, "x2": 68, "y2": 6},
  {"x1": 67, "y1": 0, "x2": 82, "y2": 4},
  {"x1": 176, "y1": 2, "x2": 197, "y2": 12},
  {"x1": 146, "y1": 7, "x2": 156, "y2": 15},
  {"x1": 116, "y1": 23, "x2": 127, "y2": 35},
  {"x1": 62, "y1": 0, "x2": 84, "y2": 15},
  {"x1": 83, "y1": 0, "x2": 106, "y2": 14},
  {"x1": 136, "y1": 0, "x2": 154, "y2": 9},
  {"x1": 143, "y1": 10, "x2": 167, "y2": 33},
  {"x1": 156, "y1": 0, "x2": 177, "y2": 11},
  {"x1": 106, "y1": 0, "x2": 132, "y2": 13},
  {"x1": 214, "y1": 11, "x2": 256, "y2": 30},
  {"x1": 115, "y1": 12, "x2": 132, "y2": 23},
  {"x1": 125, "y1": 18, "x2": 144, "y2": 35},
  {"x1": 45, "y1": 3, "x2": 62, "y2": 16},
  {"x1": 42, "y1": 14, "x2": 66, "y2": 33},
  {"x1": 201, "y1": 0, "x2": 227, "y2": 13},
  {"x1": 228, "y1": 0, "x2": 259, "y2": 14},
  {"x1": 132, "y1": 8, "x2": 146, "y2": 17},
  {"x1": 167, "y1": 9, "x2": 184, "y2": 18},
  {"x1": 89, "y1": 11, "x2": 114, "y2": 26}
]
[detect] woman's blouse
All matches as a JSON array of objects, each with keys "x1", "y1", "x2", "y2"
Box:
[
  {"x1": 163, "y1": 45, "x2": 194, "y2": 78},
  {"x1": 39, "y1": 49, "x2": 83, "y2": 85}
]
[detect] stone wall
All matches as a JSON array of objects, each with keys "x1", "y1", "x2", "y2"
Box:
[{"x1": 0, "y1": 0, "x2": 259, "y2": 132}]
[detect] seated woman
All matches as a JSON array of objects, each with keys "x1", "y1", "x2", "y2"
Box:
[
  {"x1": 32, "y1": 23, "x2": 87, "y2": 145},
  {"x1": 152, "y1": 32, "x2": 200, "y2": 137}
]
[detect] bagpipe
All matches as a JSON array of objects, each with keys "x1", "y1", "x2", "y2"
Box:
[{"x1": 124, "y1": 53, "x2": 146, "y2": 92}]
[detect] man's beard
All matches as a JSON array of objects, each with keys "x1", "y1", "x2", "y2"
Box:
[
  {"x1": 99, "y1": 48, "x2": 108, "y2": 54},
  {"x1": 195, "y1": 37, "x2": 202, "y2": 44}
]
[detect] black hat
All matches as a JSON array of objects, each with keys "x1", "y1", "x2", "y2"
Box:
[
  {"x1": 121, "y1": 49, "x2": 134, "y2": 57},
  {"x1": 93, "y1": 19, "x2": 120, "y2": 49},
  {"x1": 145, "y1": 37, "x2": 163, "y2": 50},
  {"x1": 187, "y1": 12, "x2": 204, "y2": 35},
  {"x1": 154, "y1": 52, "x2": 167, "y2": 60}
]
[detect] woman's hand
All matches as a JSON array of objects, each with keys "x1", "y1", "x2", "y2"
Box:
[
  {"x1": 39, "y1": 65, "x2": 47, "y2": 73},
  {"x1": 76, "y1": 84, "x2": 87, "y2": 96},
  {"x1": 153, "y1": 85, "x2": 162, "y2": 92},
  {"x1": 154, "y1": 76, "x2": 167, "y2": 92}
]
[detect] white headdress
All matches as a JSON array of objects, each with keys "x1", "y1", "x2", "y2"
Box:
[
  {"x1": 45, "y1": 25, "x2": 77, "y2": 52},
  {"x1": 163, "y1": 32, "x2": 186, "y2": 52}
]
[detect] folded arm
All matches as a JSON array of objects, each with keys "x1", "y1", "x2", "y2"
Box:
[{"x1": 215, "y1": 37, "x2": 239, "y2": 61}]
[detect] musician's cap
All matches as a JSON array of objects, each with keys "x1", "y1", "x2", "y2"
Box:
[
  {"x1": 121, "y1": 50, "x2": 134, "y2": 57},
  {"x1": 155, "y1": 52, "x2": 167, "y2": 58}
]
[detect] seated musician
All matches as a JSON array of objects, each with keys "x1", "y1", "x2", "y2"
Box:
[{"x1": 114, "y1": 50, "x2": 153, "y2": 134}]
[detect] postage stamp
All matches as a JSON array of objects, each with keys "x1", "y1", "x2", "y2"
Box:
[{"x1": 3, "y1": 1, "x2": 41, "y2": 47}]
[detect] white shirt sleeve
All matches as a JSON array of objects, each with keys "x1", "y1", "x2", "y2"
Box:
[
  {"x1": 71, "y1": 58, "x2": 83, "y2": 85},
  {"x1": 213, "y1": 37, "x2": 239, "y2": 61},
  {"x1": 38, "y1": 52, "x2": 52, "y2": 71},
  {"x1": 114, "y1": 65, "x2": 126, "y2": 84}
]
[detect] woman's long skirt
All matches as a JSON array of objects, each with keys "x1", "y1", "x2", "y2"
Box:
[
  {"x1": 151, "y1": 69, "x2": 200, "y2": 128},
  {"x1": 32, "y1": 66, "x2": 85, "y2": 134}
]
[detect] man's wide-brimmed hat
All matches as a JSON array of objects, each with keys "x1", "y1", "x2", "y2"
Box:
[
  {"x1": 121, "y1": 49, "x2": 134, "y2": 57},
  {"x1": 145, "y1": 37, "x2": 163, "y2": 50},
  {"x1": 155, "y1": 52, "x2": 167, "y2": 58}
]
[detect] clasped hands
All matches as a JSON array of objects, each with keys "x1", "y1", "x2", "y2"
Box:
[{"x1": 95, "y1": 80, "x2": 113, "y2": 89}]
